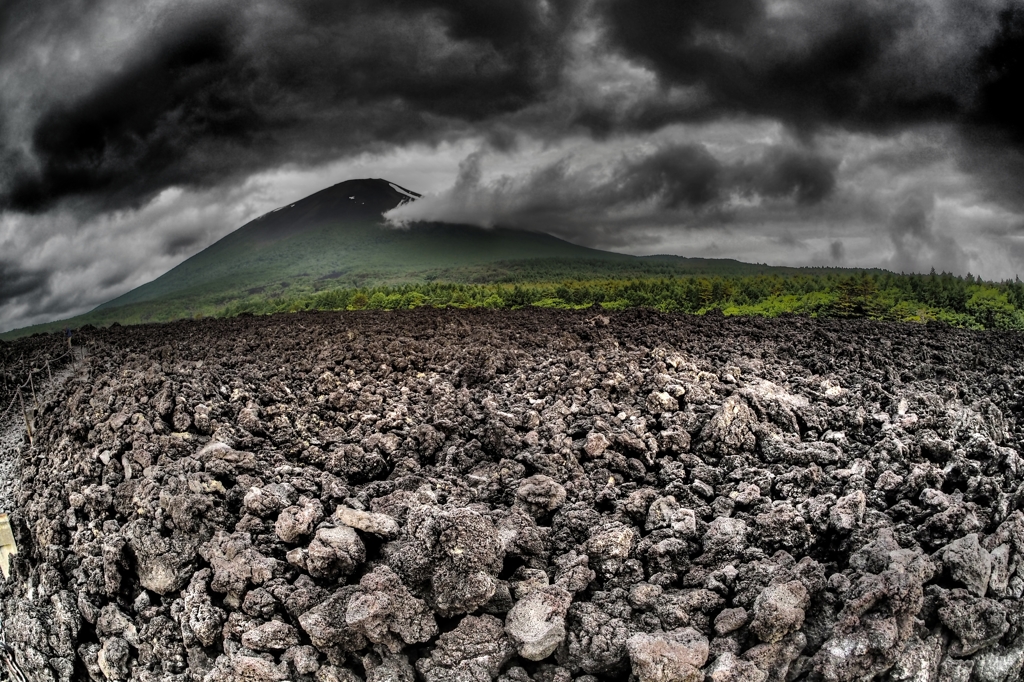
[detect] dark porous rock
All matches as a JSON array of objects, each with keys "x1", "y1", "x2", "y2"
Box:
[
  {"x1": 297, "y1": 586, "x2": 368, "y2": 653},
  {"x1": 4, "y1": 310, "x2": 1024, "y2": 681},
  {"x1": 415, "y1": 614, "x2": 515, "y2": 682},
  {"x1": 515, "y1": 475, "x2": 567, "y2": 517},
  {"x1": 345, "y1": 565, "x2": 438, "y2": 652},
  {"x1": 200, "y1": 530, "x2": 276, "y2": 609},
  {"x1": 938, "y1": 590, "x2": 1009, "y2": 657},
  {"x1": 697, "y1": 396, "x2": 758, "y2": 460},
  {"x1": 398, "y1": 505, "x2": 507, "y2": 617},
  {"x1": 561, "y1": 601, "x2": 634, "y2": 675},
  {"x1": 243, "y1": 483, "x2": 298, "y2": 518},
  {"x1": 333, "y1": 505, "x2": 401, "y2": 538},
  {"x1": 305, "y1": 525, "x2": 366, "y2": 580}
]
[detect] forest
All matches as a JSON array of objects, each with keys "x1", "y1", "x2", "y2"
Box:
[{"x1": 213, "y1": 269, "x2": 1024, "y2": 331}]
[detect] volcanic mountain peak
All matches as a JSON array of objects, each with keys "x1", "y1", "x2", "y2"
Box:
[{"x1": 243, "y1": 178, "x2": 420, "y2": 241}]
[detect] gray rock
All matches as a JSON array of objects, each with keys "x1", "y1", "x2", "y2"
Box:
[
  {"x1": 750, "y1": 581, "x2": 809, "y2": 644},
  {"x1": 241, "y1": 620, "x2": 301, "y2": 652},
  {"x1": 812, "y1": 614, "x2": 902, "y2": 681},
  {"x1": 706, "y1": 652, "x2": 768, "y2": 682},
  {"x1": 586, "y1": 522, "x2": 637, "y2": 561},
  {"x1": 346, "y1": 566, "x2": 438, "y2": 652},
  {"x1": 988, "y1": 544, "x2": 1011, "y2": 597},
  {"x1": 628, "y1": 583, "x2": 664, "y2": 612},
  {"x1": 504, "y1": 585, "x2": 572, "y2": 661},
  {"x1": 625, "y1": 628, "x2": 708, "y2": 682},
  {"x1": 701, "y1": 517, "x2": 748, "y2": 561},
  {"x1": 941, "y1": 534, "x2": 992, "y2": 597},
  {"x1": 829, "y1": 490, "x2": 865, "y2": 531},
  {"x1": 645, "y1": 495, "x2": 678, "y2": 531},
  {"x1": 306, "y1": 525, "x2": 366, "y2": 580},
  {"x1": 584, "y1": 432, "x2": 611, "y2": 458},
  {"x1": 416, "y1": 615, "x2": 515, "y2": 682},
  {"x1": 298, "y1": 587, "x2": 368, "y2": 652},
  {"x1": 697, "y1": 396, "x2": 757, "y2": 459},
  {"x1": 887, "y1": 633, "x2": 942, "y2": 682},
  {"x1": 180, "y1": 568, "x2": 225, "y2": 648},
  {"x1": 97, "y1": 637, "x2": 130, "y2": 682},
  {"x1": 553, "y1": 551, "x2": 595, "y2": 595},
  {"x1": 398, "y1": 506, "x2": 506, "y2": 617},
  {"x1": 970, "y1": 640, "x2": 1024, "y2": 682},
  {"x1": 741, "y1": 632, "x2": 805, "y2": 682},
  {"x1": 243, "y1": 483, "x2": 297, "y2": 518},
  {"x1": 315, "y1": 666, "x2": 364, "y2": 682},
  {"x1": 564, "y1": 602, "x2": 634, "y2": 675},
  {"x1": 939, "y1": 592, "x2": 1009, "y2": 657},
  {"x1": 125, "y1": 522, "x2": 196, "y2": 595},
  {"x1": 938, "y1": 657, "x2": 974, "y2": 682},
  {"x1": 515, "y1": 475, "x2": 567, "y2": 516},
  {"x1": 282, "y1": 645, "x2": 320, "y2": 676},
  {"x1": 713, "y1": 607, "x2": 748, "y2": 636},
  {"x1": 647, "y1": 391, "x2": 678, "y2": 413},
  {"x1": 333, "y1": 506, "x2": 401, "y2": 538},
  {"x1": 200, "y1": 530, "x2": 276, "y2": 609},
  {"x1": 364, "y1": 651, "x2": 417, "y2": 682},
  {"x1": 221, "y1": 654, "x2": 290, "y2": 681},
  {"x1": 510, "y1": 567, "x2": 550, "y2": 600},
  {"x1": 275, "y1": 496, "x2": 324, "y2": 544}
]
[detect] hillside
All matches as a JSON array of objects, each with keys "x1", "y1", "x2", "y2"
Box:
[
  {"x1": 2, "y1": 178, "x2": 854, "y2": 339},
  {"x1": 91, "y1": 179, "x2": 634, "y2": 314}
]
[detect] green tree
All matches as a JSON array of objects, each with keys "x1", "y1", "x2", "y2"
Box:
[
  {"x1": 966, "y1": 288, "x2": 1016, "y2": 329},
  {"x1": 350, "y1": 292, "x2": 369, "y2": 310}
]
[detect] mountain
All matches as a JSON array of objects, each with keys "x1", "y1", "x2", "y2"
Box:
[
  {"x1": 92, "y1": 178, "x2": 633, "y2": 315},
  {"x1": 1, "y1": 178, "x2": 862, "y2": 338}
]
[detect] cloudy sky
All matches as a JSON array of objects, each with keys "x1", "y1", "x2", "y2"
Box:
[{"x1": 1, "y1": 0, "x2": 1024, "y2": 332}]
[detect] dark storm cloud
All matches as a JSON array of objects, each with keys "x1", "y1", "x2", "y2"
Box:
[
  {"x1": 616, "y1": 145, "x2": 723, "y2": 209},
  {"x1": 0, "y1": 260, "x2": 49, "y2": 299},
  {"x1": 0, "y1": 0, "x2": 581, "y2": 213},
  {"x1": 1, "y1": 0, "x2": 1022, "y2": 217},
  {"x1": 733, "y1": 148, "x2": 838, "y2": 206},
  {"x1": 616, "y1": 144, "x2": 838, "y2": 210},
  {"x1": 971, "y1": 6, "x2": 1024, "y2": 143},
  {"x1": 386, "y1": 141, "x2": 839, "y2": 245},
  {"x1": 96, "y1": 267, "x2": 133, "y2": 291},
  {"x1": 6, "y1": 16, "x2": 242, "y2": 212},
  {"x1": 955, "y1": 6, "x2": 1024, "y2": 212},
  {"x1": 596, "y1": 0, "x2": 980, "y2": 133}
]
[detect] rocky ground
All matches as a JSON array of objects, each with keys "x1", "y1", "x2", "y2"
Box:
[
  {"x1": 1, "y1": 309, "x2": 1024, "y2": 682},
  {"x1": 0, "y1": 336, "x2": 74, "y2": 513}
]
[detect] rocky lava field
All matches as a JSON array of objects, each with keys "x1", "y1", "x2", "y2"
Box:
[{"x1": 2, "y1": 309, "x2": 1024, "y2": 682}]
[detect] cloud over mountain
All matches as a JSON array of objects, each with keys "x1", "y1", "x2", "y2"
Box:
[{"x1": 386, "y1": 142, "x2": 839, "y2": 245}]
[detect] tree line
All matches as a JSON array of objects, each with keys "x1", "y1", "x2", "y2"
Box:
[{"x1": 213, "y1": 270, "x2": 1024, "y2": 331}]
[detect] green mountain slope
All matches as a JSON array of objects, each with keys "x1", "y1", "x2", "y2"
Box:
[
  {"x1": 94, "y1": 179, "x2": 635, "y2": 312},
  {"x1": 2, "y1": 178, "x2": 876, "y2": 339}
]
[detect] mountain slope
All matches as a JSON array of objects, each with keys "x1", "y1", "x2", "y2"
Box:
[
  {"x1": 2, "y1": 178, "x2": 872, "y2": 338},
  {"x1": 93, "y1": 178, "x2": 634, "y2": 313}
]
